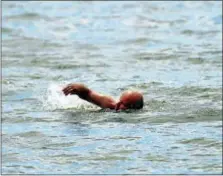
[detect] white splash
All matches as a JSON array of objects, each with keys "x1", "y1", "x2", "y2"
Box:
[{"x1": 41, "y1": 83, "x2": 99, "y2": 111}]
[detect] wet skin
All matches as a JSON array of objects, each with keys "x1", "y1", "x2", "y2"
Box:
[{"x1": 62, "y1": 83, "x2": 144, "y2": 111}]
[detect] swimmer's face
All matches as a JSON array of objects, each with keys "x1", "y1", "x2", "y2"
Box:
[{"x1": 116, "y1": 91, "x2": 144, "y2": 110}]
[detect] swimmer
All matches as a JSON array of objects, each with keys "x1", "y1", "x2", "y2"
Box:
[{"x1": 62, "y1": 83, "x2": 143, "y2": 111}]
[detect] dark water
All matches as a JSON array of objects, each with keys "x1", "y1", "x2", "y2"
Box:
[{"x1": 2, "y1": 1, "x2": 222, "y2": 174}]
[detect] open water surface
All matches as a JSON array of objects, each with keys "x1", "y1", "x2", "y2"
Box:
[{"x1": 2, "y1": 1, "x2": 222, "y2": 174}]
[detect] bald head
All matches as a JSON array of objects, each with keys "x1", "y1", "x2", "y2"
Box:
[{"x1": 116, "y1": 91, "x2": 144, "y2": 111}]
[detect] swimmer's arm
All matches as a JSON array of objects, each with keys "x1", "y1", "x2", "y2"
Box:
[{"x1": 62, "y1": 83, "x2": 116, "y2": 109}]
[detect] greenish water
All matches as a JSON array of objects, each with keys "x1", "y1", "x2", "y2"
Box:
[{"x1": 2, "y1": 1, "x2": 222, "y2": 174}]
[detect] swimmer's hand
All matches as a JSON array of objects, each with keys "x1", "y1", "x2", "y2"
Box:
[
  {"x1": 62, "y1": 83, "x2": 90, "y2": 98},
  {"x1": 62, "y1": 83, "x2": 77, "y2": 95}
]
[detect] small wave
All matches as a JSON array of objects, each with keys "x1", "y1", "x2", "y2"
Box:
[
  {"x1": 181, "y1": 29, "x2": 220, "y2": 36},
  {"x1": 2, "y1": 27, "x2": 13, "y2": 34},
  {"x1": 133, "y1": 52, "x2": 179, "y2": 61},
  {"x1": 4, "y1": 12, "x2": 50, "y2": 21},
  {"x1": 178, "y1": 137, "x2": 216, "y2": 145},
  {"x1": 187, "y1": 57, "x2": 205, "y2": 64},
  {"x1": 16, "y1": 131, "x2": 45, "y2": 138}
]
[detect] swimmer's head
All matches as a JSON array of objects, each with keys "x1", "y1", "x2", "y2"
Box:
[{"x1": 115, "y1": 90, "x2": 143, "y2": 111}]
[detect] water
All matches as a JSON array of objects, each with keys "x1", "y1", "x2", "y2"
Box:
[{"x1": 2, "y1": 1, "x2": 222, "y2": 174}]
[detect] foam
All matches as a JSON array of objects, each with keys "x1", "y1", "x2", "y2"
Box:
[{"x1": 41, "y1": 83, "x2": 99, "y2": 111}]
